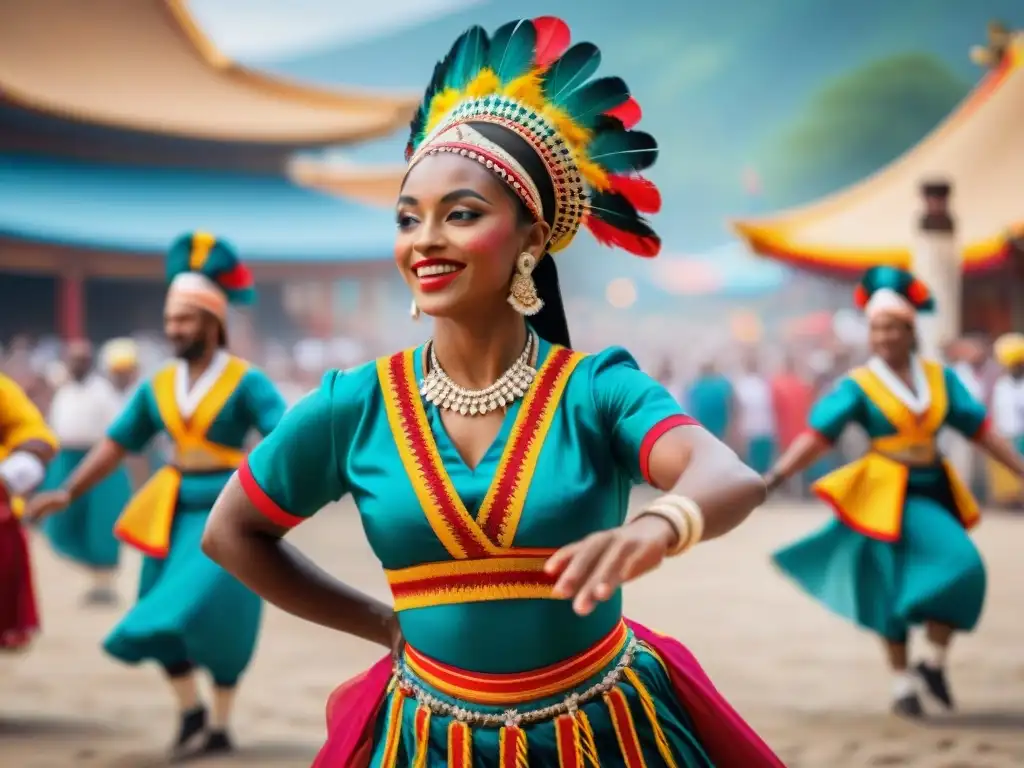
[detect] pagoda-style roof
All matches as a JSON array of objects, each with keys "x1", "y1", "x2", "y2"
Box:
[
  {"x1": 289, "y1": 157, "x2": 405, "y2": 207},
  {"x1": 0, "y1": 154, "x2": 396, "y2": 265},
  {"x1": 731, "y1": 33, "x2": 1024, "y2": 275},
  {"x1": 0, "y1": 0, "x2": 418, "y2": 145}
]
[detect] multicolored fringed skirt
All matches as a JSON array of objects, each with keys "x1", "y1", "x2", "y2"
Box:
[
  {"x1": 0, "y1": 501, "x2": 40, "y2": 651},
  {"x1": 313, "y1": 619, "x2": 784, "y2": 767}
]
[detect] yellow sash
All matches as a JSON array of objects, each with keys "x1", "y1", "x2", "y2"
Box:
[
  {"x1": 114, "y1": 357, "x2": 248, "y2": 557},
  {"x1": 813, "y1": 360, "x2": 980, "y2": 541}
]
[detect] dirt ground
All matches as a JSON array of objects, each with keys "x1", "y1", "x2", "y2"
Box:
[{"x1": 2, "y1": 499, "x2": 1023, "y2": 768}]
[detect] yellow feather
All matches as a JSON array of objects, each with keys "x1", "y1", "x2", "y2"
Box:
[
  {"x1": 502, "y1": 70, "x2": 546, "y2": 110},
  {"x1": 541, "y1": 105, "x2": 592, "y2": 148},
  {"x1": 578, "y1": 156, "x2": 610, "y2": 190},
  {"x1": 425, "y1": 87, "x2": 461, "y2": 133},
  {"x1": 466, "y1": 68, "x2": 501, "y2": 98}
]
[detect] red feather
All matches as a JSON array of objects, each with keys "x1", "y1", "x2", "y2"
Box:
[
  {"x1": 585, "y1": 216, "x2": 660, "y2": 257},
  {"x1": 217, "y1": 264, "x2": 254, "y2": 290},
  {"x1": 604, "y1": 97, "x2": 642, "y2": 129},
  {"x1": 852, "y1": 284, "x2": 869, "y2": 309},
  {"x1": 606, "y1": 174, "x2": 661, "y2": 213},
  {"x1": 532, "y1": 16, "x2": 571, "y2": 70}
]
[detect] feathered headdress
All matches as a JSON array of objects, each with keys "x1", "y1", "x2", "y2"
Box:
[
  {"x1": 406, "y1": 17, "x2": 661, "y2": 257},
  {"x1": 853, "y1": 266, "x2": 934, "y2": 320},
  {"x1": 166, "y1": 232, "x2": 255, "y2": 306}
]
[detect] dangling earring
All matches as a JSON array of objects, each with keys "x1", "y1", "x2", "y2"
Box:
[
  {"x1": 409, "y1": 297, "x2": 421, "y2": 321},
  {"x1": 508, "y1": 252, "x2": 544, "y2": 316}
]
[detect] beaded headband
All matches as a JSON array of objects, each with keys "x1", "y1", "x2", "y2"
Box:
[{"x1": 406, "y1": 17, "x2": 662, "y2": 257}]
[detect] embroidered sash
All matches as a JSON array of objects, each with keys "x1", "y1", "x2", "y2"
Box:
[
  {"x1": 377, "y1": 345, "x2": 584, "y2": 559},
  {"x1": 114, "y1": 356, "x2": 248, "y2": 557},
  {"x1": 813, "y1": 360, "x2": 979, "y2": 540}
]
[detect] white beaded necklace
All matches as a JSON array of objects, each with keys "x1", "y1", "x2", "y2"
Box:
[{"x1": 420, "y1": 332, "x2": 537, "y2": 416}]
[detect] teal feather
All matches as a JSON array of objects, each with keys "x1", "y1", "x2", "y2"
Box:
[
  {"x1": 446, "y1": 25, "x2": 490, "y2": 90},
  {"x1": 164, "y1": 234, "x2": 193, "y2": 282},
  {"x1": 488, "y1": 20, "x2": 536, "y2": 83},
  {"x1": 542, "y1": 43, "x2": 601, "y2": 104},
  {"x1": 861, "y1": 266, "x2": 934, "y2": 311},
  {"x1": 560, "y1": 76, "x2": 630, "y2": 129},
  {"x1": 587, "y1": 130, "x2": 658, "y2": 173},
  {"x1": 224, "y1": 286, "x2": 256, "y2": 306}
]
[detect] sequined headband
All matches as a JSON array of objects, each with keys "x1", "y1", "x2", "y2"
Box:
[{"x1": 409, "y1": 104, "x2": 585, "y2": 251}]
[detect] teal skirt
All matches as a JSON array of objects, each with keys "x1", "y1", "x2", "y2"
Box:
[
  {"x1": 103, "y1": 508, "x2": 263, "y2": 686},
  {"x1": 41, "y1": 449, "x2": 130, "y2": 569},
  {"x1": 773, "y1": 494, "x2": 987, "y2": 642},
  {"x1": 369, "y1": 629, "x2": 714, "y2": 767}
]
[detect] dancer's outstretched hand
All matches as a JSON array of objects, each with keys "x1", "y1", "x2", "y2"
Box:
[
  {"x1": 545, "y1": 516, "x2": 676, "y2": 616},
  {"x1": 22, "y1": 490, "x2": 71, "y2": 522}
]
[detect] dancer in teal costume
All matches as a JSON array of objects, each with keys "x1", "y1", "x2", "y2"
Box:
[
  {"x1": 27, "y1": 232, "x2": 286, "y2": 759},
  {"x1": 41, "y1": 340, "x2": 131, "y2": 603},
  {"x1": 202, "y1": 16, "x2": 785, "y2": 767},
  {"x1": 764, "y1": 267, "x2": 1024, "y2": 718}
]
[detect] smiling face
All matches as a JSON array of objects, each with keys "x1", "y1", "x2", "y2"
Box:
[
  {"x1": 868, "y1": 312, "x2": 915, "y2": 366},
  {"x1": 395, "y1": 152, "x2": 550, "y2": 321}
]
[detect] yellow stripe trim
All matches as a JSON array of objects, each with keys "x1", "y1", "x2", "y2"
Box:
[
  {"x1": 377, "y1": 350, "x2": 498, "y2": 559},
  {"x1": 380, "y1": 691, "x2": 405, "y2": 768},
  {"x1": 478, "y1": 350, "x2": 585, "y2": 547}
]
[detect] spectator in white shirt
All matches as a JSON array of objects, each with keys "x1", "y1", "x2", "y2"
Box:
[
  {"x1": 732, "y1": 355, "x2": 777, "y2": 474},
  {"x1": 41, "y1": 340, "x2": 133, "y2": 605}
]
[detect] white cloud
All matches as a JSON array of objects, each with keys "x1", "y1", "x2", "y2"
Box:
[{"x1": 186, "y1": 0, "x2": 486, "y2": 62}]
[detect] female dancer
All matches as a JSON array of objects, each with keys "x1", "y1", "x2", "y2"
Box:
[
  {"x1": 203, "y1": 17, "x2": 784, "y2": 767},
  {"x1": 765, "y1": 267, "x2": 1024, "y2": 717},
  {"x1": 0, "y1": 372, "x2": 57, "y2": 650}
]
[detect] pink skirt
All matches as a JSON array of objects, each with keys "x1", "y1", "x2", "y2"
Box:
[{"x1": 311, "y1": 619, "x2": 782, "y2": 767}]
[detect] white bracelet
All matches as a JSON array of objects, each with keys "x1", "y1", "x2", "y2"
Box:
[{"x1": 633, "y1": 495, "x2": 704, "y2": 556}]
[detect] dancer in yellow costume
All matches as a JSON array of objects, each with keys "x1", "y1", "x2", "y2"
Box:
[
  {"x1": 0, "y1": 373, "x2": 57, "y2": 650},
  {"x1": 27, "y1": 232, "x2": 287, "y2": 759},
  {"x1": 764, "y1": 267, "x2": 1024, "y2": 718}
]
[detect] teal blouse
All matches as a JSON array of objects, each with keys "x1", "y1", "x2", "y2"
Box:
[
  {"x1": 809, "y1": 365, "x2": 987, "y2": 495},
  {"x1": 109, "y1": 367, "x2": 285, "y2": 511},
  {"x1": 245, "y1": 340, "x2": 694, "y2": 673}
]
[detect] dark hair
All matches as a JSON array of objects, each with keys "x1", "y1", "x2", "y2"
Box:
[{"x1": 469, "y1": 121, "x2": 572, "y2": 348}]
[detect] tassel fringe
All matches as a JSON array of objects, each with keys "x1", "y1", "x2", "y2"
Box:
[
  {"x1": 413, "y1": 705, "x2": 431, "y2": 768},
  {"x1": 447, "y1": 720, "x2": 473, "y2": 768},
  {"x1": 624, "y1": 667, "x2": 679, "y2": 768},
  {"x1": 499, "y1": 724, "x2": 529, "y2": 767}
]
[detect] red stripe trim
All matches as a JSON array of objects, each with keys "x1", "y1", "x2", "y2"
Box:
[
  {"x1": 606, "y1": 688, "x2": 646, "y2": 768},
  {"x1": 480, "y1": 347, "x2": 575, "y2": 542},
  {"x1": 972, "y1": 415, "x2": 991, "y2": 442},
  {"x1": 404, "y1": 621, "x2": 627, "y2": 697},
  {"x1": 639, "y1": 414, "x2": 699, "y2": 485},
  {"x1": 390, "y1": 568, "x2": 557, "y2": 598},
  {"x1": 388, "y1": 352, "x2": 491, "y2": 558},
  {"x1": 238, "y1": 461, "x2": 306, "y2": 529},
  {"x1": 554, "y1": 715, "x2": 580, "y2": 768},
  {"x1": 813, "y1": 484, "x2": 901, "y2": 542}
]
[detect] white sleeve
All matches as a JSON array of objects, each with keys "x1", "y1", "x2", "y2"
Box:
[
  {"x1": 0, "y1": 451, "x2": 47, "y2": 496},
  {"x1": 991, "y1": 379, "x2": 1016, "y2": 436}
]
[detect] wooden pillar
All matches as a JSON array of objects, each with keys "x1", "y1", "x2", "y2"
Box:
[
  {"x1": 911, "y1": 180, "x2": 960, "y2": 357},
  {"x1": 57, "y1": 270, "x2": 85, "y2": 340}
]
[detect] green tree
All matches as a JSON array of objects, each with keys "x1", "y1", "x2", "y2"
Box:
[{"x1": 762, "y1": 53, "x2": 971, "y2": 206}]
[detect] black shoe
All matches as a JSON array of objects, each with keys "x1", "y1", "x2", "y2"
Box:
[
  {"x1": 201, "y1": 730, "x2": 234, "y2": 755},
  {"x1": 891, "y1": 692, "x2": 924, "y2": 718},
  {"x1": 916, "y1": 662, "x2": 955, "y2": 710},
  {"x1": 172, "y1": 706, "x2": 207, "y2": 754}
]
